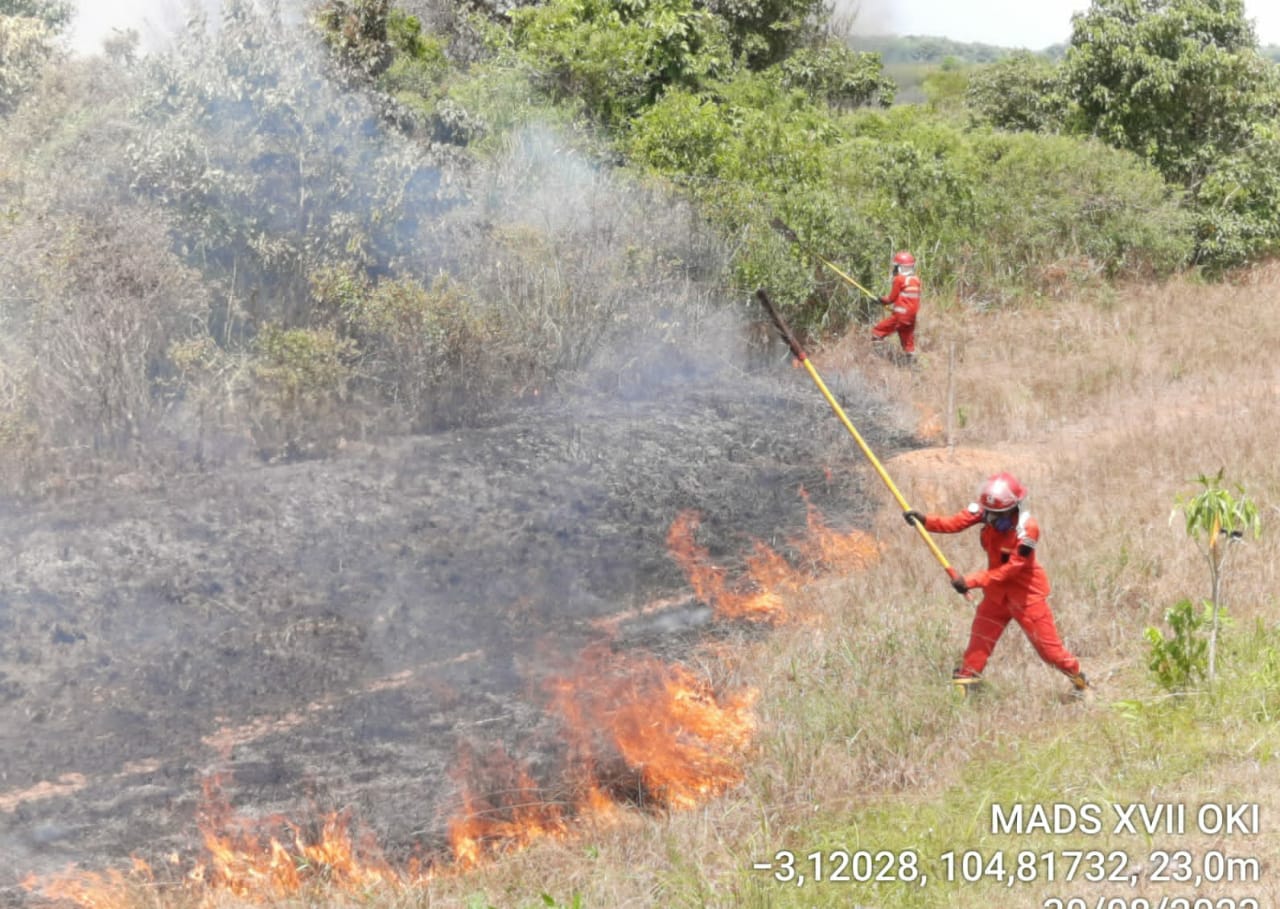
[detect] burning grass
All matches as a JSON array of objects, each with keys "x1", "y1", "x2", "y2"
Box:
[
  {"x1": 665, "y1": 495, "x2": 879, "y2": 624},
  {"x1": 21, "y1": 497, "x2": 880, "y2": 907},
  {"x1": 24, "y1": 775, "x2": 415, "y2": 907},
  {"x1": 21, "y1": 646, "x2": 760, "y2": 907},
  {"x1": 447, "y1": 645, "x2": 757, "y2": 869}
]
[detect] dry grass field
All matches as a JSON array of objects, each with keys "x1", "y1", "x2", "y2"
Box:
[{"x1": 18, "y1": 263, "x2": 1280, "y2": 908}]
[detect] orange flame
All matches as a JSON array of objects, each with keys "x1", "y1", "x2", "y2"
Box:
[
  {"x1": 446, "y1": 646, "x2": 756, "y2": 864},
  {"x1": 446, "y1": 741, "x2": 570, "y2": 870},
  {"x1": 665, "y1": 497, "x2": 879, "y2": 623},
  {"x1": 793, "y1": 487, "x2": 880, "y2": 573},
  {"x1": 23, "y1": 775, "x2": 417, "y2": 907},
  {"x1": 189, "y1": 775, "x2": 405, "y2": 897},
  {"x1": 21, "y1": 859, "x2": 152, "y2": 909},
  {"x1": 548, "y1": 646, "x2": 756, "y2": 812},
  {"x1": 665, "y1": 511, "x2": 788, "y2": 621}
]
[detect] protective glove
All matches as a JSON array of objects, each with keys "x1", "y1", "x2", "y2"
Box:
[
  {"x1": 951, "y1": 576, "x2": 970, "y2": 594},
  {"x1": 903, "y1": 510, "x2": 925, "y2": 527}
]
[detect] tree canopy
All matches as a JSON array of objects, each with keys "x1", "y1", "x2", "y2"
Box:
[
  {"x1": 0, "y1": 0, "x2": 70, "y2": 113},
  {"x1": 1063, "y1": 0, "x2": 1279, "y2": 186},
  {"x1": 952, "y1": 0, "x2": 1280, "y2": 269}
]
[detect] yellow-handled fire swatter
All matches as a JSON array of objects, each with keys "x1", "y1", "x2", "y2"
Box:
[{"x1": 755, "y1": 287, "x2": 969, "y2": 599}]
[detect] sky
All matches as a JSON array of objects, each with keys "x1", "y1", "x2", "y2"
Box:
[
  {"x1": 68, "y1": 0, "x2": 1280, "y2": 56},
  {"x1": 853, "y1": 0, "x2": 1280, "y2": 49}
]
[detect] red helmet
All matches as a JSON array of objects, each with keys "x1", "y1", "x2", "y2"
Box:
[
  {"x1": 892, "y1": 250, "x2": 915, "y2": 268},
  {"x1": 977, "y1": 472, "x2": 1026, "y2": 512}
]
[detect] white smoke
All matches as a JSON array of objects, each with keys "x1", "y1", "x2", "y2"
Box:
[
  {"x1": 68, "y1": 0, "x2": 201, "y2": 55},
  {"x1": 66, "y1": 0, "x2": 305, "y2": 57},
  {"x1": 828, "y1": 0, "x2": 895, "y2": 37}
]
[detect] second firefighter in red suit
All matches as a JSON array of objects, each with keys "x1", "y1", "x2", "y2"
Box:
[
  {"x1": 904, "y1": 473, "x2": 1091, "y2": 695},
  {"x1": 873, "y1": 250, "x2": 920, "y2": 356}
]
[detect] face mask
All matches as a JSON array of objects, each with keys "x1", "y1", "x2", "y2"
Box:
[{"x1": 990, "y1": 513, "x2": 1015, "y2": 532}]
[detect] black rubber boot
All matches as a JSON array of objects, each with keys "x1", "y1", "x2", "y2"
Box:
[{"x1": 1068, "y1": 672, "x2": 1095, "y2": 702}]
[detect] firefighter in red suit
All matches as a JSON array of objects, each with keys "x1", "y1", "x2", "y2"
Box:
[
  {"x1": 904, "y1": 473, "x2": 1091, "y2": 696},
  {"x1": 872, "y1": 250, "x2": 920, "y2": 357}
]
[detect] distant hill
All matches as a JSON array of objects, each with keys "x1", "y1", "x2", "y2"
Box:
[
  {"x1": 847, "y1": 34, "x2": 1065, "y2": 64},
  {"x1": 849, "y1": 34, "x2": 1275, "y2": 106},
  {"x1": 852, "y1": 33, "x2": 1278, "y2": 66}
]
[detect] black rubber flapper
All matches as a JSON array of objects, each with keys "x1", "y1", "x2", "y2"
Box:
[
  {"x1": 755, "y1": 288, "x2": 806, "y2": 361},
  {"x1": 769, "y1": 217, "x2": 801, "y2": 245}
]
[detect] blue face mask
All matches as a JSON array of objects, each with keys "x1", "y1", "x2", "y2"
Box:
[{"x1": 988, "y1": 512, "x2": 1015, "y2": 532}]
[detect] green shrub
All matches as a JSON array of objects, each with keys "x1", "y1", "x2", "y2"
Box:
[
  {"x1": 442, "y1": 62, "x2": 576, "y2": 155},
  {"x1": 965, "y1": 52, "x2": 1068, "y2": 132},
  {"x1": 1190, "y1": 124, "x2": 1280, "y2": 272},
  {"x1": 312, "y1": 267, "x2": 520, "y2": 431},
  {"x1": 249, "y1": 324, "x2": 356, "y2": 458},
  {"x1": 625, "y1": 90, "x2": 731, "y2": 176},
  {"x1": 1060, "y1": 0, "x2": 1280, "y2": 271},
  {"x1": 1145, "y1": 598, "x2": 1214, "y2": 692},
  {"x1": 627, "y1": 73, "x2": 1193, "y2": 327},
  {"x1": 773, "y1": 43, "x2": 894, "y2": 110},
  {"x1": 965, "y1": 131, "x2": 1193, "y2": 290}
]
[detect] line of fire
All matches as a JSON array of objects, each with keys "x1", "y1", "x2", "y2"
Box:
[{"x1": 22, "y1": 492, "x2": 879, "y2": 905}]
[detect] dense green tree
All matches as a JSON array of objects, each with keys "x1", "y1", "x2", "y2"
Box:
[
  {"x1": 775, "y1": 42, "x2": 894, "y2": 110},
  {"x1": 966, "y1": 51, "x2": 1069, "y2": 132},
  {"x1": 510, "y1": 0, "x2": 733, "y2": 126},
  {"x1": 1062, "y1": 0, "x2": 1280, "y2": 266},
  {"x1": 1190, "y1": 120, "x2": 1280, "y2": 267},
  {"x1": 1062, "y1": 0, "x2": 1278, "y2": 185},
  {"x1": 702, "y1": 0, "x2": 827, "y2": 68}
]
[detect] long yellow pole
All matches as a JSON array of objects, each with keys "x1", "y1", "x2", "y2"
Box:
[
  {"x1": 755, "y1": 288, "x2": 967, "y2": 594},
  {"x1": 769, "y1": 218, "x2": 879, "y2": 300},
  {"x1": 811, "y1": 251, "x2": 878, "y2": 300}
]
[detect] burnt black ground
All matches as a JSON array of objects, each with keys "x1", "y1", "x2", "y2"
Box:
[{"x1": 0, "y1": 360, "x2": 912, "y2": 900}]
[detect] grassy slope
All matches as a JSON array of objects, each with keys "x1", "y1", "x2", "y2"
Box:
[{"x1": 420, "y1": 263, "x2": 1280, "y2": 908}]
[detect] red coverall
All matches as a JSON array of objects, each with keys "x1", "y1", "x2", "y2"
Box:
[
  {"x1": 872, "y1": 272, "x2": 920, "y2": 353},
  {"x1": 922, "y1": 505, "x2": 1081, "y2": 680}
]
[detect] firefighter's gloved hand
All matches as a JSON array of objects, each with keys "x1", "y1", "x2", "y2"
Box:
[
  {"x1": 951, "y1": 576, "x2": 970, "y2": 594},
  {"x1": 903, "y1": 510, "x2": 925, "y2": 527}
]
